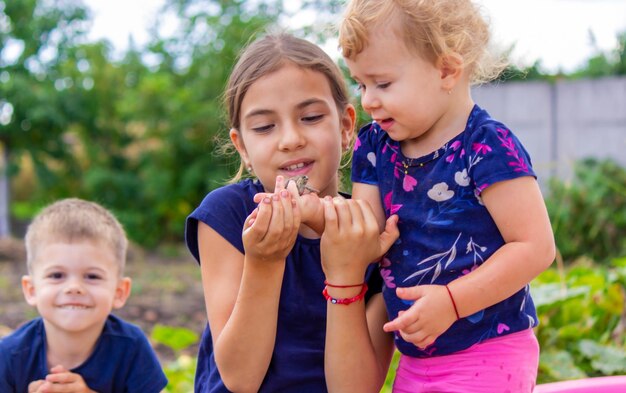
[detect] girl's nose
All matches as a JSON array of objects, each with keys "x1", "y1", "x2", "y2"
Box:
[
  {"x1": 278, "y1": 122, "x2": 306, "y2": 151},
  {"x1": 361, "y1": 89, "x2": 380, "y2": 112}
]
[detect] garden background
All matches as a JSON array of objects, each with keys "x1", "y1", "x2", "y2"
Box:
[{"x1": 1, "y1": 0, "x2": 626, "y2": 391}]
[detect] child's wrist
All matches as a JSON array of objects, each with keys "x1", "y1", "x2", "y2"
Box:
[{"x1": 323, "y1": 283, "x2": 368, "y2": 305}]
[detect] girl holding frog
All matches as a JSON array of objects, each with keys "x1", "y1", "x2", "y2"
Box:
[{"x1": 185, "y1": 32, "x2": 399, "y2": 393}]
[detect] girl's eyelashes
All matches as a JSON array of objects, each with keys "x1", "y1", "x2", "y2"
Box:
[
  {"x1": 353, "y1": 81, "x2": 389, "y2": 94},
  {"x1": 251, "y1": 124, "x2": 274, "y2": 133},
  {"x1": 85, "y1": 273, "x2": 103, "y2": 280},
  {"x1": 302, "y1": 114, "x2": 324, "y2": 123}
]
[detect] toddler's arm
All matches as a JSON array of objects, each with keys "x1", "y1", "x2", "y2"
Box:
[{"x1": 384, "y1": 176, "x2": 556, "y2": 348}]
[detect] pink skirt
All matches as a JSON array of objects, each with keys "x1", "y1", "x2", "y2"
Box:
[{"x1": 393, "y1": 329, "x2": 539, "y2": 393}]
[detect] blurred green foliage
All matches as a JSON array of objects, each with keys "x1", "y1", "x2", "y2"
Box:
[
  {"x1": 546, "y1": 159, "x2": 626, "y2": 264},
  {"x1": 533, "y1": 258, "x2": 626, "y2": 382},
  {"x1": 150, "y1": 324, "x2": 200, "y2": 392},
  {"x1": 1, "y1": 0, "x2": 626, "y2": 247}
]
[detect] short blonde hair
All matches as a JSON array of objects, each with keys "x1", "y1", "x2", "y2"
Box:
[
  {"x1": 25, "y1": 198, "x2": 128, "y2": 274},
  {"x1": 339, "y1": 0, "x2": 506, "y2": 84}
]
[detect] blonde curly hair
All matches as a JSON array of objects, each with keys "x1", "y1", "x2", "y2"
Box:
[{"x1": 339, "y1": 0, "x2": 507, "y2": 84}]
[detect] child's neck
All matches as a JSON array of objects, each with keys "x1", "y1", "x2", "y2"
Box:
[
  {"x1": 44, "y1": 320, "x2": 104, "y2": 370},
  {"x1": 402, "y1": 93, "x2": 474, "y2": 158}
]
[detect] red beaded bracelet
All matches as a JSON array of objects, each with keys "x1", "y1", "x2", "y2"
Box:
[
  {"x1": 323, "y1": 280, "x2": 364, "y2": 288},
  {"x1": 322, "y1": 284, "x2": 368, "y2": 305},
  {"x1": 445, "y1": 284, "x2": 460, "y2": 320}
]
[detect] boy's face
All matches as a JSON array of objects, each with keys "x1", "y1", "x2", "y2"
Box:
[
  {"x1": 22, "y1": 239, "x2": 131, "y2": 337},
  {"x1": 345, "y1": 26, "x2": 452, "y2": 147}
]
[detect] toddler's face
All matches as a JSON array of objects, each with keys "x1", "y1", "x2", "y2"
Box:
[
  {"x1": 345, "y1": 26, "x2": 450, "y2": 147},
  {"x1": 22, "y1": 239, "x2": 131, "y2": 337}
]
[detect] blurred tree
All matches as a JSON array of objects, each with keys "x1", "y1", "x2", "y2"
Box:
[
  {"x1": 572, "y1": 31, "x2": 626, "y2": 78},
  {"x1": 0, "y1": 0, "x2": 89, "y2": 237},
  {"x1": 109, "y1": 0, "x2": 284, "y2": 245}
]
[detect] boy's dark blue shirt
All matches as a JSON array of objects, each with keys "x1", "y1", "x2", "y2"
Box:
[{"x1": 0, "y1": 314, "x2": 167, "y2": 393}]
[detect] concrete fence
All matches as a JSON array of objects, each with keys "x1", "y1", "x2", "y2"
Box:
[{"x1": 472, "y1": 76, "x2": 626, "y2": 188}]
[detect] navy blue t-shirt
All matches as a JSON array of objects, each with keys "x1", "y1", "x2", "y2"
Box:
[
  {"x1": 185, "y1": 179, "x2": 382, "y2": 393},
  {"x1": 352, "y1": 105, "x2": 539, "y2": 357},
  {"x1": 0, "y1": 314, "x2": 167, "y2": 392}
]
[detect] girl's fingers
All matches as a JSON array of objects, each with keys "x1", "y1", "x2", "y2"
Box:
[
  {"x1": 244, "y1": 208, "x2": 259, "y2": 229},
  {"x1": 248, "y1": 197, "x2": 272, "y2": 240},
  {"x1": 347, "y1": 199, "x2": 365, "y2": 229},
  {"x1": 274, "y1": 175, "x2": 286, "y2": 193},
  {"x1": 323, "y1": 196, "x2": 339, "y2": 234},
  {"x1": 266, "y1": 193, "x2": 285, "y2": 238},
  {"x1": 332, "y1": 196, "x2": 351, "y2": 229},
  {"x1": 356, "y1": 199, "x2": 378, "y2": 232},
  {"x1": 279, "y1": 189, "x2": 295, "y2": 232},
  {"x1": 253, "y1": 192, "x2": 272, "y2": 203}
]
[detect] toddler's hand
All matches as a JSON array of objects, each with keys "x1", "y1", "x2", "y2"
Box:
[{"x1": 383, "y1": 285, "x2": 457, "y2": 350}]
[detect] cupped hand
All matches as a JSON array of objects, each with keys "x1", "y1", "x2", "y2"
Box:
[{"x1": 243, "y1": 176, "x2": 301, "y2": 263}]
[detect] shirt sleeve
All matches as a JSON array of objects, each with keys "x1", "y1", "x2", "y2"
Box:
[
  {"x1": 466, "y1": 123, "x2": 536, "y2": 194},
  {"x1": 351, "y1": 123, "x2": 381, "y2": 186},
  {"x1": 125, "y1": 332, "x2": 168, "y2": 393},
  {"x1": 185, "y1": 183, "x2": 252, "y2": 262}
]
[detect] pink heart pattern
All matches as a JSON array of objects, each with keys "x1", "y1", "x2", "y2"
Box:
[{"x1": 403, "y1": 174, "x2": 417, "y2": 191}]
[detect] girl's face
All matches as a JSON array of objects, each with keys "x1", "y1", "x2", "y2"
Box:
[{"x1": 230, "y1": 63, "x2": 355, "y2": 197}]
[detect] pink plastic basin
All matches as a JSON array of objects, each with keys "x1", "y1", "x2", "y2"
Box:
[{"x1": 534, "y1": 376, "x2": 626, "y2": 392}]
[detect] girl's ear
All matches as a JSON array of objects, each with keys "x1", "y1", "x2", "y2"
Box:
[
  {"x1": 340, "y1": 104, "x2": 357, "y2": 151},
  {"x1": 438, "y1": 53, "x2": 464, "y2": 91},
  {"x1": 112, "y1": 277, "x2": 132, "y2": 309},
  {"x1": 229, "y1": 128, "x2": 250, "y2": 167},
  {"x1": 21, "y1": 275, "x2": 37, "y2": 307}
]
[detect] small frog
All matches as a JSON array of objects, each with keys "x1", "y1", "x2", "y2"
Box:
[{"x1": 286, "y1": 175, "x2": 319, "y2": 195}]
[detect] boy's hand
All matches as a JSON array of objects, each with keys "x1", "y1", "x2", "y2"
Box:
[
  {"x1": 29, "y1": 365, "x2": 96, "y2": 392},
  {"x1": 321, "y1": 196, "x2": 399, "y2": 283},
  {"x1": 28, "y1": 380, "x2": 44, "y2": 392},
  {"x1": 383, "y1": 285, "x2": 458, "y2": 350}
]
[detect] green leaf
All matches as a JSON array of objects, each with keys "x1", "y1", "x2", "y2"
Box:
[
  {"x1": 539, "y1": 350, "x2": 587, "y2": 382},
  {"x1": 532, "y1": 283, "x2": 588, "y2": 309},
  {"x1": 151, "y1": 324, "x2": 199, "y2": 352},
  {"x1": 578, "y1": 340, "x2": 626, "y2": 375}
]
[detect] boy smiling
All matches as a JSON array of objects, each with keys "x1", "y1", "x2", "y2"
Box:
[{"x1": 0, "y1": 198, "x2": 167, "y2": 393}]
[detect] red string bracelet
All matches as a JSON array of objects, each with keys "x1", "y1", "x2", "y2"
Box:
[
  {"x1": 323, "y1": 284, "x2": 368, "y2": 305},
  {"x1": 445, "y1": 284, "x2": 460, "y2": 320},
  {"x1": 323, "y1": 280, "x2": 364, "y2": 288}
]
